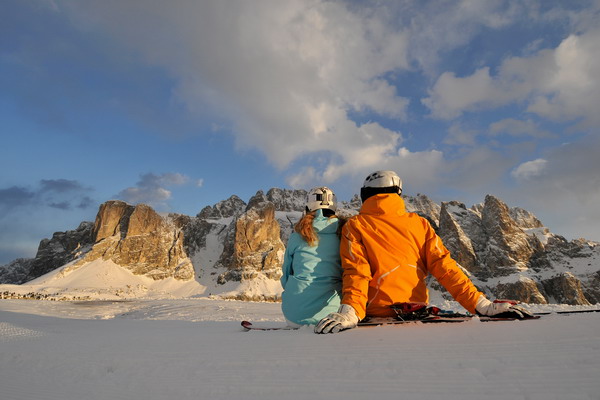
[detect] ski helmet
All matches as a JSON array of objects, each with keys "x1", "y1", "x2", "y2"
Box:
[
  {"x1": 306, "y1": 186, "x2": 337, "y2": 212},
  {"x1": 360, "y1": 170, "x2": 402, "y2": 202}
]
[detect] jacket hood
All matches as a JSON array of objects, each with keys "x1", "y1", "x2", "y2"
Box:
[
  {"x1": 360, "y1": 193, "x2": 407, "y2": 216},
  {"x1": 312, "y1": 209, "x2": 339, "y2": 234}
]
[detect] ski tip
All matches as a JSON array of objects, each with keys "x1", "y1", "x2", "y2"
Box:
[{"x1": 241, "y1": 320, "x2": 253, "y2": 330}]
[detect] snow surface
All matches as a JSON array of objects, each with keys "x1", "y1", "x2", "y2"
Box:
[
  {"x1": 1, "y1": 298, "x2": 599, "y2": 400},
  {"x1": 2, "y1": 255, "x2": 600, "y2": 399}
]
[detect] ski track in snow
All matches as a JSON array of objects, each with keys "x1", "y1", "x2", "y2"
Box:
[
  {"x1": 1, "y1": 299, "x2": 599, "y2": 400},
  {"x1": 0, "y1": 321, "x2": 45, "y2": 341}
]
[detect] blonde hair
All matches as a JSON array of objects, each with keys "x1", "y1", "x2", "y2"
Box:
[{"x1": 294, "y1": 211, "x2": 346, "y2": 246}]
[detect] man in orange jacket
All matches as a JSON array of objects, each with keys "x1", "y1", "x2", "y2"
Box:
[{"x1": 315, "y1": 170, "x2": 533, "y2": 334}]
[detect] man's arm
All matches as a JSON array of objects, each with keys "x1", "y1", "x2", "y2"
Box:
[
  {"x1": 424, "y1": 222, "x2": 534, "y2": 319},
  {"x1": 422, "y1": 222, "x2": 482, "y2": 314}
]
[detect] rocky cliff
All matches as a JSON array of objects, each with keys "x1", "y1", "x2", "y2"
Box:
[
  {"x1": 1, "y1": 190, "x2": 599, "y2": 305},
  {"x1": 1, "y1": 221, "x2": 95, "y2": 284},
  {"x1": 84, "y1": 201, "x2": 194, "y2": 280},
  {"x1": 437, "y1": 195, "x2": 599, "y2": 305}
]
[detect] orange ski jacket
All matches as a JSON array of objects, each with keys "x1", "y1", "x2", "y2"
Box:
[{"x1": 340, "y1": 194, "x2": 483, "y2": 319}]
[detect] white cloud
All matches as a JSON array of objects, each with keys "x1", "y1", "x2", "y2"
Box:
[
  {"x1": 286, "y1": 167, "x2": 318, "y2": 190},
  {"x1": 423, "y1": 67, "x2": 500, "y2": 119},
  {"x1": 119, "y1": 186, "x2": 171, "y2": 206},
  {"x1": 61, "y1": 1, "x2": 410, "y2": 176},
  {"x1": 511, "y1": 159, "x2": 548, "y2": 181},
  {"x1": 288, "y1": 145, "x2": 446, "y2": 197},
  {"x1": 527, "y1": 32, "x2": 600, "y2": 126},
  {"x1": 117, "y1": 173, "x2": 192, "y2": 208},
  {"x1": 423, "y1": 28, "x2": 600, "y2": 126}
]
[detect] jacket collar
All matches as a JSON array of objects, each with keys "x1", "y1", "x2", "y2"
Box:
[
  {"x1": 360, "y1": 194, "x2": 406, "y2": 216},
  {"x1": 313, "y1": 208, "x2": 339, "y2": 233}
]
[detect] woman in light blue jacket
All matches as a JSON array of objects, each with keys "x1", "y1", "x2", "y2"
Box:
[{"x1": 280, "y1": 187, "x2": 344, "y2": 326}]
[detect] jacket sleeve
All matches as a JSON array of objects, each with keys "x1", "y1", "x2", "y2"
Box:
[
  {"x1": 340, "y1": 220, "x2": 372, "y2": 320},
  {"x1": 422, "y1": 222, "x2": 483, "y2": 314},
  {"x1": 280, "y1": 234, "x2": 298, "y2": 289}
]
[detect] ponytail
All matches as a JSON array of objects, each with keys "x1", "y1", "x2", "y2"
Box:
[
  {"x1": 295, "y1": 211, "x2": 318, "y2": 246},
  {"x1": 294, "y1": 210, "x2": 343, "y2": 246}
]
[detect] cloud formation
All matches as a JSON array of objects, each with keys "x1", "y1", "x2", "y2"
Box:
[
  {"x1": 511, "y1": 159, "x2": 548, "y2": 181},
  {"x1": 4, "y1": 0, "x2": 600, "y2": 268},
  {"x1": 116, "y1": 173, "x2": 194, "y2": 208},
  {"x1": 61, "y1": 1, "x2": 412, "y2": 179},
  {"x1": 423, "y1": 29, "x2": 600, "y2": 126},
  {"x1": 36, "y1": 0, "x2": 600, "y2": 241},
  {"x1": 0, "y1": 186, "x2": 35, "y2": 210},
  {"x1": 0, "y1": 179, "x2": 94, "y2": 213}
]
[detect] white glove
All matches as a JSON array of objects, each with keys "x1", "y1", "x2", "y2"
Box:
[
  {"x1": 475, "y1": 296, "x2": 534, "y2": 319},
  {"x1": 314, "y1": 304, "x2": 359, "y2": 334}
]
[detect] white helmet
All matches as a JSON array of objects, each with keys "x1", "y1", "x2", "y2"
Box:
[
  {"x1": 363, "y1": 170, "x2": 402, "y2": 190},
  {"x1": 361, "y1": 170, "x2": 402, "y2": 202},
  {"x1": 306, "y1": 186, "x2": 337, "y2": 212}
]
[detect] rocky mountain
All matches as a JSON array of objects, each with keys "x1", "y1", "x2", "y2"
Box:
[
  {"x1": 437, "y1": 195, "x2": 599, "y2": 305},
  {"x1": 1, "y1": 190, "x2": 599, "y2": 305}
]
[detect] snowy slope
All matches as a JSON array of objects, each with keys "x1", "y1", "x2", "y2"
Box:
[
  {"x1": 1, "y1": 299, "x2": 599, "y2": 400},
  {"x1": 0, "y1": 257, "x2": 284, "y2": 302},
  {"x1": 0, "y1": 259, "x2": 206, "y2": 300}
]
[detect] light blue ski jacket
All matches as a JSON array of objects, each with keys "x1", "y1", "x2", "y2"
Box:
[{"x1": 280, "y1": 209, "x2": 342, "y2": 325}]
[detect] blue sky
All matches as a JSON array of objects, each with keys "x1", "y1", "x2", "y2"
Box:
[{"x1": 1, "y1": 0, "x2": 600, "y2": 264}]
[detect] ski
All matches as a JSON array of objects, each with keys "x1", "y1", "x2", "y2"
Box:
[
  {"x1": 241, "y1": 314, "x2": 540, "y2": 331},
  {"x1": 241, "y1": 309, "x2": 600, "y2": 331},
  {"x1": 241, "y1": 320, "x2": 298, "y2": 331},
  {"x1": 358, "y1": 314, "x2": 540, "y2": 327},
  {"x1": 242, "y1": 302, "x2": 600, "y2": 331},
  {"x1": 534, "y1": 309, "x2": 600, "y2": 316}
]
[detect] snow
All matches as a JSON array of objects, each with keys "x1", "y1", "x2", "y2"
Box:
[
  {"x1": 1, "y1": 259, "x2": 208, "y2": 300},
  {"x1": 0, "y1": 256, "x2": 286, "y2": 301},
  {"x1": 1, "y1": 298, "x2": 599, "y2": 400},
  {"x1": 1, "y1": 243, "x2": 600, "y2": 399},
  {"x1": 525, "y1": 227, "x2": 552, "y2": 245}
]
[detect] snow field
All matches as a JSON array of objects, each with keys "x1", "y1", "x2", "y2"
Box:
[{"x1": 1, "y1": 299, "x2": 599, "y2": 400}]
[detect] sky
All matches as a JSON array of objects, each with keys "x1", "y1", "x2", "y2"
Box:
[{"x1": 1, "y1": 0, "x2": 600, "y2": 264}]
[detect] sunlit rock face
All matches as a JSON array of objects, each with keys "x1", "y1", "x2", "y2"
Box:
[
  {"x1": 492, "y1": 278, "x2": 548, "y2": 304},
  {"x1": 79, "y1": 201, "x2": 194, "y2": 280},
  {"x1": 480, "y1": 195, "x2": 543, "y2": 276},
  {"x1": 540, "y1": 272, "x2": 591, "y2": 305},
  {"x1": 216, "y1": 198, "x2": 285, "y2": 283}
]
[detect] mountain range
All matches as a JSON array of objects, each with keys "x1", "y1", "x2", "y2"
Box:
[{"x1": 1, "y1": 188, "x2": 599, "y2": 305}]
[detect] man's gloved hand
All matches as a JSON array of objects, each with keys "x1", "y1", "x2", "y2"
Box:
[
  {"x1": 475, "y1": 296, "x2": 535, "y2": 319},
  {"x1": 314, "y1": 304, "x2": 359, "y2": 334}
]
